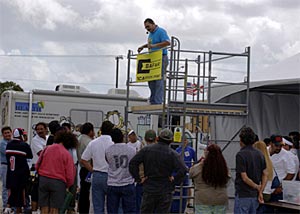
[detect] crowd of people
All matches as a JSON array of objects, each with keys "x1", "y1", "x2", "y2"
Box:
[
  {"x1": 0, "y1": 121, "x2": 299, "y2": 214},
  {"x1": 0, "y1": 121, "x2": 187, "y2": 214}
]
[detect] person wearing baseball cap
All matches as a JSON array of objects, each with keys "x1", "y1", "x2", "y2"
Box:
[
  {"x1": 128, "y1": 130, "x2": 143, "y2": 152},
  {"x1": 129, "y1": 128, "x2": 187, "y2": 213},
  {"x1": 144, "y1": 130, "x2": 157, "y2": 145},
  {"x1": 282, "y1": 136, "x2": 293, "y2": 149},
  {"x1": 269, "y1": 134, "x2": 297, "y2": 201},
  {"x1": 4, "y1": 128, "x2": 33, "y2": 214},
  {"x1": 282, "y1": 136, "x2": 299, "y2": 181},
  {"x1": 21, "y1": 129, "x2": 28, "y2": 143}
]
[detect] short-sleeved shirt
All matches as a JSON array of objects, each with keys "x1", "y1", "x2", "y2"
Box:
[
  {"x1": 271, "y1": 148, "x2": 297, "y2": 181},
  {"x1": 235, "y1": 145, "x2": 266, "y2": 198},
  {"x1": 105, "y1": 143, "x2": 136, "y2": 186},
  {"x1": 127, "y1": 140, "x2": 142, "y2": 153},
  {"x1": 77, "y1": 134, "x2": 93, "y2": 167},
  {"x1": 81, "y1": 135, "x2": 113, "y2": 172},
  {"x1": 31, "y1": 135, "x2": 47, "y2": 164},
  {"x1": 148, "y1": 26, "x2": 170, "y2": 55},
  {"x1": 176, "y1": 146, "x2": 196, "y2": 169}
]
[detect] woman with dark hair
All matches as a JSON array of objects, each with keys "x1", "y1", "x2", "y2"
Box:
[
  {"x1": 189, "y1": 144, "x2": 230, "y2": 214},
  {"x1": 36, "y1": 131, "x2": 78, "y2": 214}
]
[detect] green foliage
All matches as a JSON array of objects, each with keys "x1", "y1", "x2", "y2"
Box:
[{"x1": 0, "y1": 81, "x2": 23, "y2": 95}]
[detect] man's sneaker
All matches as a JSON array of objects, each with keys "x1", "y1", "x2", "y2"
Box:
[
  {"x1": 3, "y1": 208, "x2": 12, "y2": 214},
  {"x1": 187, "y1": 203, "x2": 194, "y2": 208},
  {"x1": 147, "y1": 97, "x2": 151, "y2": 104}
]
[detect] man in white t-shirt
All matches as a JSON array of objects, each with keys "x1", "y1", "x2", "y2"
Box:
[
  {"x1": 127, "y1": 130, "x2": 143, "y2": 152},
  {"x1": 105, "y1": 128, "x2": 136, "y2": 214},
  {"x1": 30, "y1": 122, "x2": 48, "y2": 213},
  {"x1": 269, "y1": 135, "x2": 296, "y2": 201},
  {"x1": 282, "y1": 137, "x2": 299, "y2": 180},
  {"x1": 80, "y1": 121, "x2": 114, "y2": 214},
  {"x1": 127, "y1": 130, "x2": 143, "y2": 213}
]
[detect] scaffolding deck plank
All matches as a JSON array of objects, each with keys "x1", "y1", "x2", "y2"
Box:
[
  {"x1": 130, "y1": 104, "x2": 163, "y2": 112},
  {"x1": 130, "y1": 101, "x2": 247, "y2": 116}
]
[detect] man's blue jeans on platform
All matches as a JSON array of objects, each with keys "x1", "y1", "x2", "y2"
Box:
[
  {"x1": 234, "y1": 195, "x2": 258, "y2": 214},
  {"x1": 148, "y1": 55, "x2": 168, "y2": 104},
  {"x1": 92, "y1": 171, "x2": 108, "y2": 214},
  {"x1": 0, "y1": 164, "x2": 8, "y2": 208}
]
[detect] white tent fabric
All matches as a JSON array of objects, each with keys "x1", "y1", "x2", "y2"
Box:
[
  {"x1": 210, "y1": 53, "x2": 300, "y2": 198},
  {"x1": 251, "y1": 52, "x2": 300, "y2": 82},
  {"x1": 210, "y1": 53, "x2": 300, "y2": 170}
]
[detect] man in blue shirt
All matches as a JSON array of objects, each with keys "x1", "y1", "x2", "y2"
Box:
[
  {"x1": 138, "y1": 18, "x2": 170, "y2": 105},
  {"x1": 175, "y1": 137, "x2": 196, "y2": 208},
  {"x1": 176, "y1": 138, "x2": 196, "y2": 169},
  {"x1": 0, "y1": 126, "x2": 12, "y2": 210}
]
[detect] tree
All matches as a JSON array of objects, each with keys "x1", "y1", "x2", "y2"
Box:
[{"x1": 0, "y1": 81, "x2": 23, "y2": 95}]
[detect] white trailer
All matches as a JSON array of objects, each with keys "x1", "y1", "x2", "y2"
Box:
[{"x1": 0, "y1": 88, "x2": 149, "y2": 142}]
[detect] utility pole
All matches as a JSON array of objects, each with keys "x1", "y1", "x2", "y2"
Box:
[{"x1": 115, "y1": 55, "x2": 123, "y2": 88}]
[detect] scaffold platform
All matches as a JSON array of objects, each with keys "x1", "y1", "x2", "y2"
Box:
[{"x1": 130, "y1": 101, "x2": 247, "y2": 116}]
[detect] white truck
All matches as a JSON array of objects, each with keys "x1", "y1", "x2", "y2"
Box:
[{"x1": 0, "y1": 86, "x2": 149, "y2": 142}]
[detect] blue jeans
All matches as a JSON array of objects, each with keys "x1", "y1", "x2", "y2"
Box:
[
  {"x1": 0, "y1": 164, "x2": 8, "y2": 207},
  {"x1": 148, "y1": 55, "x2": 168, "y2": 104},
  {"x1": 107, "y1": 184, "x2": 136, "y2": 214},
  {"x1": 135, "y1": 183, "x2": 143, "y2": 214},
  {"x1": 92, "y1": 171, "x2": 108, "y2": 214},
  {"x1": 234, "y1": 195, "x2": 258, "y2": 214}
]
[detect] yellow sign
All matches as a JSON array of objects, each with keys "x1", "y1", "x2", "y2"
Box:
[
  {"x1": 173, "y1": 127, "x2": 182, "y2": 143},
  {"x1": 136, "y1": 49, "x2": 162, "y2": 82}
]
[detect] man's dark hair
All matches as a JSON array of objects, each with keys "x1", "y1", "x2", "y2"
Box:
[
  {"x1": 48, "y1": 120, "x2": 60, "y2": 135},
  {"x1": 263, "y1": 138, "x2": 271, "y2": 146},
  {"x1": 81, "y1": 122, "x2": 94, "y2": 135},
  {"x1": 239, "y1": 127, "x2": 256, "y2": 145},
  {"x1": 1, "y1": 126, "x2": 12, "y2": 134},
  {"x1": 144, "y1": 18, "x2": 155, "y2": 24},
  {"x1": 35, "y1": 122, "x2": 47, "y2": 130},
  {"x1": 111, "y1": 128, "x2": 123, "y2": 144},
  {"x1": 101, "y1": 121, "x2": 114, "y2": 135},
  {"x1": 54, "y1": 131, "x2": 78, "y2": 149},
  {"x1": 289, "y1": 131, "x2": 299, "y2": 149},
  {"x1": 289, "y1": 131, "x2": 300, "y2": 137},
  {"x1": 62, "y1": 122, "x2": 71, "y2": 130}
]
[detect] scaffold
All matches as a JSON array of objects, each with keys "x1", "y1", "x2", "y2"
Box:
[{"x1": 125, "y1": 36, "x2": 251, "y2": 213}]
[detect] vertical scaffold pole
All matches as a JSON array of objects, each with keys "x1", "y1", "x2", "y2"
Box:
[{"x1": 125, "y1": 50, "x2": 132, "y2": 139}]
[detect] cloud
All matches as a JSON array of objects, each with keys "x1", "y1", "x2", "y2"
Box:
[
  {"x1": 2, "y1": 0, "x2": 79, "y2": 30},
  {"x1": 0, "y1": 0, "x2": 300, "y2": 94},
  {"x1": 42, "y1": 42, "x2": 67, "y2": 55}
]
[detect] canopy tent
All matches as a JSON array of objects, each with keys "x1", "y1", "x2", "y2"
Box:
[{"x1": 210, "y1": 53, "x2": 300, "y2": 168}]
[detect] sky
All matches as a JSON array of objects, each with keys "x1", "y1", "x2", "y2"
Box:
[{"x1": 0, "y1": 0, "x2": 300, "y2": 96}]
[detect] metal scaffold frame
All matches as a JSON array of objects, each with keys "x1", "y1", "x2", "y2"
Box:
[
  {"x1": 126, "y1": 36, "x2": 250, "y2": 144},
  {"x1": 125, "y1": 36, "x2": 251, "y2": 213}
]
